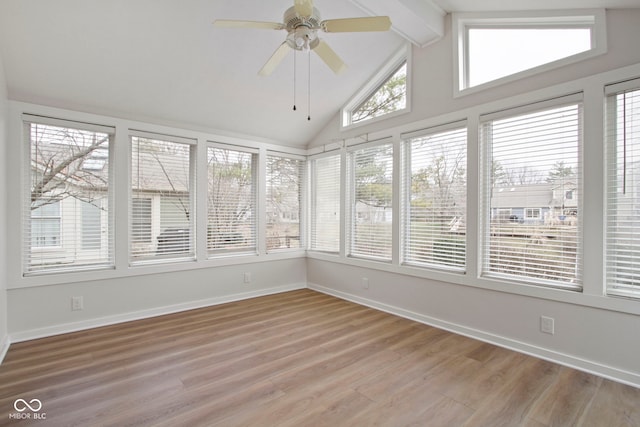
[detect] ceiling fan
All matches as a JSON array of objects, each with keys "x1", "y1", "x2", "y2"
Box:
[{"x1": 213, "y1": 0, "x2": 392, "y2": 76}]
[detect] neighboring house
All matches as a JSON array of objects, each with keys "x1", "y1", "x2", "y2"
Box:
[
  {"x1": 491, "y1": 180, "x2": 578, "y2": 225},
  {"x1": 29, "y1": 195, "x2": 110, "y2": 269}
]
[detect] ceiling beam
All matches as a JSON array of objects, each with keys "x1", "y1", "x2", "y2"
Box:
[{"x1": 350, "y1": 0, "x2": 446, "y2": 47}]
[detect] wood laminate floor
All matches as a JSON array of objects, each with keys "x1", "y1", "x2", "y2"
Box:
[{"x1": 0, "y1": 289, "x2": 639, "y2": 426}]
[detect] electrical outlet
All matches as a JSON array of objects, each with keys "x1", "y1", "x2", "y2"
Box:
[
  {"x1": 71, "y1": 296, "x2": 84, "y2": 311},
  {"x1": 362, "y1": 277, "x2": 369, "y2": 289},
  {"x1": 244, "y1": 272, "x2": 252, "y2": 284},
  {"x1": 540, "y1": 316, "x2": 555, "y2": 335}
]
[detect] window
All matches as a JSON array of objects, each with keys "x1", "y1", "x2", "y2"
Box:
[
  {"x1": 606, "y1": 79, "x2": 640, "y2": 298},
  {"x1": 131, "y1": 198, "x2": 152, "y2": 243},
  {"x1": 266, "y1": 153, "x2": 304, "y2": 252},
  {"x1": 81, "y1": 200, "x2": 102, "y2": 250},
  {"x1": 130, "y1": 133, "x2": 195, "y2": 262},
  {"x1": 480, "y1": 96, "x2": 582, "y2": 289},
  {"x1": 352, "y1": 61, "x2": 407, "y2": 125},
  {"x1": 309, "y1": 152, "x2": 341, "y2": 253},
  {"x1": 525, "y1": 208, "x2": 542, "y2": 220},
  {"x1": 24, "y1": 117, "x2": 114, "y2": 274},
  {"x1": 342, "y1": 46, "x2": 410, "y2": 128},
  {"x1": 403, "y1": 126, "x2": 466, "y2": 270},
  {"x1": 207, "y1": 145, "x2": 257, "y2": 255},
  {"x1": 31, "y1": 201, "x2": 61, "y2": 248},
  {"x1": 348, "y1": 141, "x2": 393, "y2": 261},
  {"x1": 454, "y1": 10, "x2": 606, "y2": 94}
]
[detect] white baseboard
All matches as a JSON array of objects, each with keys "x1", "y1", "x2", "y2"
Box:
[
  {"x1": 0, "y1": 334, "x2": 10, "y2": 365},
  {"x1": 9, "y1": 283, "x2": 306, "y2": 344},
  {"x1": 308, "y1": 282, "x2": 640, "y2": 389}
]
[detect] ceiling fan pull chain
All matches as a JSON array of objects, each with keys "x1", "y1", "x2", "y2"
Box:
[
  {"x1": 293, "y1": 49, "x2": 297, "y2": 111},
  {"x1": 307, "y1": 49, "x2": 311, "y2": 121}
]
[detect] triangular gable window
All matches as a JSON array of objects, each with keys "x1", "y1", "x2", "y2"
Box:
[
  {"x1": 342, "y1": 46, "x2": 410, "y2": 129},
  {"x1": 352, "y1": 61, "x2": 407, "y2": 124}
]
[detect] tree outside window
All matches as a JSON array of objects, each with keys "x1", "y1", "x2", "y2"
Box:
[
  {"x1": 207, "y1": 147, "x2": 256, "y2": 254},
  {"x1": 351, "y1": 61, "x2": 407, "y2": 125},
  {"x1": 405, "y1": 128, "x2": 467, "y2": 269},
  {"x1": 350, "y1": 143, "x2": 393, "y2": 260},
  {"x1": 266, "y1": 155, "x2": 303, "y2": 251}
]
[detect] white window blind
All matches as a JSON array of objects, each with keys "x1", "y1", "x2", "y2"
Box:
[
  {"x1": 403, "y1": 126, "x2": 466, "y2": 270},
  {"x1": 207, "y1": 145, "x2": 256, "y2": 255},
  {"x1": 309, "y1": 152, "x2": 341, "y2": 253},
  {"x1": 480, "y1": 99, "x2": 582, "y2": 289},
  {"x1": 24, "y1": 119, "x2": 114, "y2": 274},
  {"x1": 130, "y1": 134, "x2": 195, "y2": 262},
  {"x1": 606, "y1": 81, "x2": 640, "y2": 298},
  {"x1": 349, "y1": 141, "x2": 393, "y2": 261},
  {"x1": 266, "y1": 153, "x2": 304, "y2": 252}
]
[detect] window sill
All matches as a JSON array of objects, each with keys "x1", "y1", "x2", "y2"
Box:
[{"x1": 10, "y1": 251, "x2": 306, "y2": 289}]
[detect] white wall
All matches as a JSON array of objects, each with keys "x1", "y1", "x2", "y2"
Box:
[
  {"x1": 0, "y1": 48, "x2": 8, "y2": 362},
  {"x1": 307, "y1": 9, "x2": 640, "y2": 387},
  {"x1": 9, "y1": 258, "x2": 306, "y2": 341}
]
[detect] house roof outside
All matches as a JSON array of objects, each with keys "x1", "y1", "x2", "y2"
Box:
[{"x1": 491, "y1": 181, "x2": 578, "y2": 209}]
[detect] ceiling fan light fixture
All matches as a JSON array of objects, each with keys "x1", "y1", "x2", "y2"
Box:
[
  {"x1": 288, "y1": 26, "x2": 317, "y2": 51},
  {"x1": 214, "y1": 0, "x2": 390, "y2": 77}
]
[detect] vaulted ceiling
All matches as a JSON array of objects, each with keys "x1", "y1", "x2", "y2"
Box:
[{"x1": 1, "y1": 0, "x2": 638, "y2": 147}]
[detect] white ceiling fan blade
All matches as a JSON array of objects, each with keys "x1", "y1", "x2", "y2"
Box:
[
  {"x1": 213, "y1": 20, "x2": 284, "y2": 30},
  {"x1": 313, "y1": 40, "x2": 347, "y2": 75},
  {"x1": 294, "y1": 0, "x2": 314, "y2": 18},
  {"x1": 258, "y1": 42, "x2": 291, "y2": 76},
  {"x1": 322, "y1": 16, "x2": 391, "y2": 33}
]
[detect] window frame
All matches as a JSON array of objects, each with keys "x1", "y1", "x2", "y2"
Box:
[
  {"x1": 479, "y1": 94, "x2": 584, "y2": 291},
  {"x1": 605, "y1": 77, "x2": 640, "y2": 299},
  {"x1": 129, "y1": 131, "x2": 197, "y2": 265},
  {"x1": 308, "y1": 150, "x2": 342, "y2": 254},
  {"x1": 206, "y1": 142, "x2": 258, "y2": 257},
  {"x1": 341, "y1": 44, "x2": 411, "y2": 130},
  {"x1": 525, "y1": 208, "x2": 542, "y2": 220},
  {"x1": 265, "y1": 152, "x2": 306, "y2": 253},
  {"x1": 401, "y1": 122, "x2": 467, "y2": 272},
  {"x1": 23, "y1": 115, "x2": 115, "y2": 275},
  {"x1": 347, "y1": 139, "x2": 394, "y2": 262},
  {"x1": 453, "y1": 9, "x2": 607, "y2": 97}
]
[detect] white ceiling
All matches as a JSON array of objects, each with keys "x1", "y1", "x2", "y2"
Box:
[{"x1": 0, "y1": 0, "x2": 638, "y2": 147}]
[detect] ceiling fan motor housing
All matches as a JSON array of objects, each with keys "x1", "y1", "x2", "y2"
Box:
[{"x1": 283, "y1": 6, "x2": 321, "y2": 50}]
